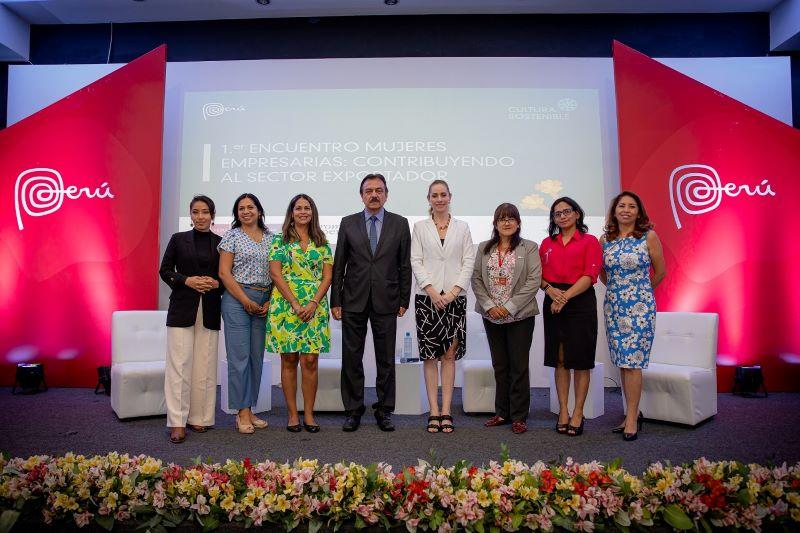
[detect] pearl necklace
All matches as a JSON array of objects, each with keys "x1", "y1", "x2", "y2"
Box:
[{"x1": 433, "y1": 213, "x2": 451, "y2": 231}]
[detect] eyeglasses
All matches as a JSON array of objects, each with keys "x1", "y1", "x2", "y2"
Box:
[
  {"x1": 497, "y1": 217, "x2": 517, "y2": 224},
  {"x1": 553, "y1": 208, "x2": 574, "y2": 219}
]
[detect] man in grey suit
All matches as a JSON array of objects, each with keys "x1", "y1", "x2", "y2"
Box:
[{"x1": 331, "y1": 173, "x2": 412, "y2": 432}]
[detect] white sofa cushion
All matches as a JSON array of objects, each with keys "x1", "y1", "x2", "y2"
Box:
[{"x1": 110, "y1": 361, "x2": 167, "y2": 419}]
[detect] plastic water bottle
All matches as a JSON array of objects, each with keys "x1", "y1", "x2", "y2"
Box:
[{"x1": 403, "y1": 332, "x2": 413, "y2": 363}]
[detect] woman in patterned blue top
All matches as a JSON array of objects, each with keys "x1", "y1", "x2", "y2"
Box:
[
  {"x1": 600, "y1": 191, "x2": 666, "y2": 442},
  {"x1": 218, "y1": 193, "x2": 273, "y2": 434}
]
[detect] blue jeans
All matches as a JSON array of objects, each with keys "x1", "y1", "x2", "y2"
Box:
[{"x1": 222, "y1": 288, "x2": 269, "y2": 410}]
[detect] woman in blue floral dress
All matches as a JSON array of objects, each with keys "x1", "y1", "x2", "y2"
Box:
[{"x1": 601, "y1": 191, "x2": 666, "y2": 441}]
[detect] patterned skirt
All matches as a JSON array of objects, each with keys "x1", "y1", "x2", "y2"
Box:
[{"x1": 414, "y1": 294, "x2": 467, "y2": 361}]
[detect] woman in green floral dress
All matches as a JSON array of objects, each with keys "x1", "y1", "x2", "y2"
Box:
[{"x1": 267, "y1": 194, "x2": 333, "y2": 433}]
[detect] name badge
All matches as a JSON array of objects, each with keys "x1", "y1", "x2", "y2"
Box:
[{"x1": 496, "y1": 276, "x2": 508, "y2": 286}]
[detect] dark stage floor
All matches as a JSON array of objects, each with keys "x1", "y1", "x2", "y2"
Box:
[{"x1": 0, "y1": 387, "x2": 798, "y2": 474}]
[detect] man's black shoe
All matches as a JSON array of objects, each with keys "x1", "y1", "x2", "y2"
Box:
[
  {"x1": 342, "y1": 415, "x2": 361, "y2": 432},
  {"x1": 375, "y1": 413, "x2": 395, "y2": 432}
]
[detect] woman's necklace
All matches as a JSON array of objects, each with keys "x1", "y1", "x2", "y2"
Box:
[{"x1": 433, "y1": 213, "x2": 451, "y2": 231}]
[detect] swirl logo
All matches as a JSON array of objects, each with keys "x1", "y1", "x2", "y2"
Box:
[
  {"x1": 202, "y1": 103, "x2": 225, "y2": 120},
  {"x1": 14, "y1": 168, "x2": 114, "y2": 230},
  {"x1": 202, "y1": 103, "x2": 245, "y2": 120},
  {"x1": 668, "y1": 164, "x2": 776, "y2": 229}
]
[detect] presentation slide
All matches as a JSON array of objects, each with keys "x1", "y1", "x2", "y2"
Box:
[{"x1": 179, "y1": 87, "x2": 603, "y2": 241}]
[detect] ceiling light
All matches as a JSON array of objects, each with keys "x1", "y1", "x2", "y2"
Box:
[
  {"x1": 256, "y1": 0, "x2": 270, "y2": 5},
  {"x1": 385, "y1": 0, "x2": 398, "y2": 5}
]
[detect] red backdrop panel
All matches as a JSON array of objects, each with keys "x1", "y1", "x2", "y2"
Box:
[
  {"x1": 613, "y1": 41, "x2": 800, "y2": 391},
  {"x1": 0, "y1": 46, "x2": 166, "y2": 387}
]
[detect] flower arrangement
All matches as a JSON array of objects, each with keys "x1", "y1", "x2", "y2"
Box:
[{"x1": 0, "y1": 451, "x2": 798, "y2": 532}]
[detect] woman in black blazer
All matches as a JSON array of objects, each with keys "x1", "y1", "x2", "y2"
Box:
[{"x1": 159, "y1": 195, "x2": 224, "y2": 444}]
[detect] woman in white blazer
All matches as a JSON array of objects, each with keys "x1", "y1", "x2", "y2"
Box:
[{"x1": 410, "y1": 180, "x2": 475, "y2": 434}]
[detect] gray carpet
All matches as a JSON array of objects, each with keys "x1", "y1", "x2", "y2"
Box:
[{"x1": 0, "y1": 387, "x2": 797, "y2": 475}]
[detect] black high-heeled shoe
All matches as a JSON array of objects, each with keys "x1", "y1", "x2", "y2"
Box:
[
  {"x1": 567, "y1": 417, "x2": 585, "y2": 437},
  {"x1": 556, "y1": 412, "x2": 570, "y2": 434},
  {"x1": 623, "y1": 413, "x2": 643, "y2": 441},
  {"x1": 612, "y1": 412, "x2": 642, "y2": 433}
]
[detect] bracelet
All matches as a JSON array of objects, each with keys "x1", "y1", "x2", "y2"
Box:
[
  {"x1": 310, "y1": 299, "x2": 319, "y2": 305},
  {"x1": 543, "y1": 284, "x2": 551, "y2": 292}
]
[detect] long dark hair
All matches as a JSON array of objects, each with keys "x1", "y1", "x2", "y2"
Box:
[
  {"x1": 603, "y1": 190, "x2": 653, "y2": 241},
  {"x1": 548, "y1": 196, "x2": 588, "y2": 239},
  {"x1": 484, "y1": 203, "x2": 522, "y2": 255},
  {"x1": 231, "y1": 193, "x2": 267, "y2": 231},
  {"x1": 282, "y1": 194, "x2": 327, "y2": 247}
]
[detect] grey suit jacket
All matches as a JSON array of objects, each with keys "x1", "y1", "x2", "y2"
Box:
[{"x1": 471, "y1": 238, "x2": 542, "y2": 320}]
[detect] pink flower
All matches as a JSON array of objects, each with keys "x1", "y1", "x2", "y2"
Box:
[{"x1": 73, "y1": 511, "x2": 92, "y2": 527}]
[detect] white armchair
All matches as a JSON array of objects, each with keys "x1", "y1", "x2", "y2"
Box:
[
  {"x1": 110, "y1": 311, "x2": 168, "y2": 419},
  {"x1": 636, "y1": 311, "x2": 719, "y2": 426}
]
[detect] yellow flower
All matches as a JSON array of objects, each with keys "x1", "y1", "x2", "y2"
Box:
[
  {"x1": 242, "y1": 493, "x2": 255, "y2": 508},
  {"x1": 477, "y1": 490, "x2": 491, "y2": 507},
  {"x1": 521, "y1": 194, "x2": 547, "y2": 211},
  {"x1": 556, "y1": 479, "x2": 572, "y2": 491},
  {"x1": 138, "y1": 457, "x2": 162, "y2": 475},
  {"x1": 790, "y1": 508, "x2": 800, "y2": 522},
  {"x1": 455, "y1": 489, "x2": 468, "y2": 504},
  {"x1": 275, "y1": 495, "x2": 290, "y2": 512},
  {"x1": 787, "y1": 493, "x2": 800, "y2": 506},
  {"x1": 221, "y1": 495, "x2": 235, "y2": 512},
  {"x1": 470, "y1": 477, "x2": 483, "y2": 491},
  {"x1": 748, "y1": 481, "x2": 761, "y2": 499},
  {"x1": 569, "y1": 494, "x2": 581, "y2": 510},
  {"x1": 655, "y1": 478, "x2": 669, "y2": 493},
  {"x1": 54, "y1": 493, "x2": 79, "y2": 511},
  {"x1": 491, "y1": 490, "x2": 502, "y2": 505},
  {"x1": 106, "y1": 492, "x2": 118, "y2": 509},
  {"x1": 768, "y1": 484, "x2": 784, "y2": 498},
  {"x1": 535, "y1": 179, "x2": 563, "y2": 197},
  {"x1": 209, "y1": 486, "x2": 220, "y2": 500}
]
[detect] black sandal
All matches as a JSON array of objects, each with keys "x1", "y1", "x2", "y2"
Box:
[
  {"x1": 426, "y1": 415, "x2": 441, "y2": 433},
  {"x1": 440, "y1": 415, "x2": 454, "y2": 433},
  {"x1": 567, "y1": 417, "x2": 585, "y2": 437}
]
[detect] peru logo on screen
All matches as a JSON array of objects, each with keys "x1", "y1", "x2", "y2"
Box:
[
  {"x1": 668, "y1": 164, "x2": 776, "y2": 229},
  {"x1": 202, "y1": 102, "x2": 246, "y2": 120},
  {"x1": 14, "y1": 167, "x2": 115, "y2": 230}
]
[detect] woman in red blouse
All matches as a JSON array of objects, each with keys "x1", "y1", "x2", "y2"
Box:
[{"x1": 539, "y1": 197, "x2": 602, "y2": 437}]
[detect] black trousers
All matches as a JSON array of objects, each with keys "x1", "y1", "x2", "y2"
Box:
[
  {"x1": 341, "y1": 298, "x2": 397, "y2": 416},
  {"x1": 482, "y1": 316, "x2": 535, "y2": 422}
]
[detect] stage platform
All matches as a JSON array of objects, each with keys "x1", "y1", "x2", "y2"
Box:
[{"x1": 0, "y1": 387, "x2": 797, "y2": 474}]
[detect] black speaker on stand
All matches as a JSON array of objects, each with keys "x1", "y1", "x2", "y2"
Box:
[
  {"x1": 95, "y1": 366, "x2": 111, "y2": 395},
  {"x1": 732, "y1": 365, "x2": 767, "y2": 398},
  {"x1": 12, "y1": 363, "x2": 47, "y2": 394}
]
